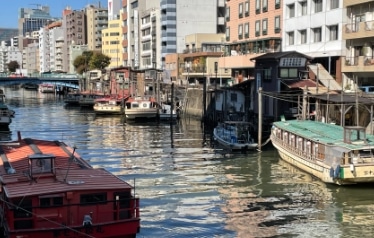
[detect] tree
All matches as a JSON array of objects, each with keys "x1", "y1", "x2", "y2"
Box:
[
  {"x1": 89, "y1": 52, "x2": 111, "y2": 71},
  {"x1": 73, "y1": 55, "x2": 87, "y2": 74},
  {"x1": 7, "y1": 61, "x2": 19, "y2": 73}
]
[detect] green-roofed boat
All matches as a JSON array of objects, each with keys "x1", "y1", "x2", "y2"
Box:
[{"x1": 271, "y1": 119, "x2": 374, "y2": 185}]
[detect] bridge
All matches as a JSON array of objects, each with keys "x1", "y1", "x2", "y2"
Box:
[{"x1": 0, "y1": 76, "x2": 80, "y2": 90}]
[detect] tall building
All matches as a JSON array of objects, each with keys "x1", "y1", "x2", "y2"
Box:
[
  {"x1": 63, "y1": 7, "x2": 87, "y2": 72},
  {"x1": 282, "y1": 0, "x2": 344, "y2": 82},
  {"x1": 86, "y1": 4, "x2": 108, "y2": 51},
  {"x1": 342, "y1": 0, "x2": 374, "y2": 89},
  {"x1": 160, "y1": 0, "x2": 225, "y2": 62},
  {"x1": 23, "y1": 41, "x2": 39, "y2": 75},
  {"x1": 0, "y1": 42, "x2": 22, "y2": 73},
  {"x1": 220, "y1": 0, "x2": 282, "y2": 82},
  {"x1": 102, "y1": 12, "x2": 122, "y2": 68},
  {"x1": 18, "y1": 5, "x2": 57, "y2": 37},
  {"x1": 39, "y1": 21, "x2": 64, "y2": 73}
]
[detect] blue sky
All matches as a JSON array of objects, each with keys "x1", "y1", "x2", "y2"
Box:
[{"x1": 1, "y1": 1, "x2": 98, "y2": 28}]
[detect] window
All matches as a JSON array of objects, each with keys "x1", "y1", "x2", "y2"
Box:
[
  {"x1": 314, "y1": 0, "x2": 322, "y2": 13},
  {"x1": 80, "y1": 193, "x2": 107, "y2": 205},
  {"x1": 330, "y1": 0, "x2": 339, "y2": 9},
  {"x1": 287, "y1": 31, "x2": 294, "y2": 45},
  {"x1": 255, "y1": 20, "x2": 261, "y2": 36},
  {"x1": 300, "y1": 1, "x2": 307, "y2": 16},
  {"x1": 288, "y1": 4, "x2": 295, "y2": 18},
  {"x1": 328, "y1": 25, "x2": 338, "y2": 40},
  {"x1": 280, "y1": 68, "x2": 298, "y2": 78},
  {"x1": 256, "y1": 0, "x2": 261, "y2": 14},
  {"x1": 264, "y1": 68, "x2": 272, "y2": 81},
  {"x1": 238, "y1": 24, "x2": 243, "y2": 39},
  {"x1": 239, "y1": 3, "x2": 243, "y2": 18},
  {"x1": 299, "y1": 30, "x2": 307, "y2": 44},
  {"x1": 312, "y1": 27, "x2": 322, "y2": 42},
  {"x1": 275, "y1": 16, "x2": 281, "y2": 33},
  {"x1": 262, "y1": 19, "x2": 268, "y2": 35},
  {"x1": 226, "y1": 7, "x2": 230, "y2": 21},
  {"x1": 226, "y1": 27, "x2": 230, "y2": 41},
  {"x1": 275, "y1": 0, "x2": 281, "y2": 9},
  {"x1": 262, "y1": 0, "x2": 268, "y2": 12},
  {"x1": 245, "y1": 1, "x2": 249, "y2": 16},
  {"x1": 244, "y1": 23, "x2": 249, "y2": 38}
]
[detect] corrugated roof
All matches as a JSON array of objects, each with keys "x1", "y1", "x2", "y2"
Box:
[
  {"x1": 250, "y1": 51, "x2": 313, "y2": 61},
  {"x1": 273, "y1": 120, "x2": 374, "y2": 150},
  {"x1": 0, "y1": 137, "x2": 132, "y2": 198}
]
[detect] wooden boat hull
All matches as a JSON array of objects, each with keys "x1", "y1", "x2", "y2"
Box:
[
  {"x1": 271, "y1": 120, "x2": 374, "y2": 185},
  {"x1": 93, "y1": 105, "x2": 123, "y2": 115},
  {"x1": 6, "y1": 219, "x2": 140, "y2": 238},
  {"x1": 125, "y1": 109, "x2": 158, "y2": 120}
]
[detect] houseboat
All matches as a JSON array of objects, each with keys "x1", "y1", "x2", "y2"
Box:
[
  {"x1": 124, "y1": 97, "x2": 159, "y2": 121},
  {"x1": 93, "y1": 97, "x2": 125, "y2": 115},
  {"x1": 0, "y1": 132, "x2": 140, "y2": 237},
  {"x1": 64, "y1": 91, "x2": 81, "y2": 106},
  {"x1": 159, "y1": 103, "x2": 178, "y2": 121},
  {"x1": 79, "y1": 91, "x2": 106, "y2": 108},
  {"x1": 271, "y1": 119, "x2": 374, "y2": 185},
  {"x1": 213, "y1": 121, "x2": 257, "y2": 151}
]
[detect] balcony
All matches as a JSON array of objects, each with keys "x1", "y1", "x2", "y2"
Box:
[
  {"x1": 342, "y1": 56, "x2": 374, "y2": 72},
  {"x1": 343, "y1": 20, "x2": 374, "y2": 39}
]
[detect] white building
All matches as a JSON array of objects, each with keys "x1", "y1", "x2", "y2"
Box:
[
  {"x1": 0, "y1": 41, "x2": 22, "y2": 73},
  {"x1": 39, "y1": 22, "x2": 64, "y2": 73},
  {"x1": 282, "y1": 0, "x2": 344, "y2": 75}
]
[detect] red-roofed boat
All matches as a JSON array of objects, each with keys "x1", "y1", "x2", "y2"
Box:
[{"x1": 0, "y1": 132, "x2": 140, "y2": 238}]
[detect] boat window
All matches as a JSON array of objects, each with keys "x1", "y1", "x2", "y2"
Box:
[
  {"x1": 80, "y1": 193, "x2": 107, "y2": 205},
  {"x1": 39, "y1": 197, "x2": 63, "y2": 207},
  {"x1": 13, "y1": 198, "x2": 32, "y2": 218}
]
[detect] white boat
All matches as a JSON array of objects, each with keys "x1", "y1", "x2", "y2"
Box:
[
  {"x1": 213, "y1": 121, "x2": 258, "y2": 150},
  {"x1": 93, "y1": 97, "x2": 124, "y2": 115},
  {"x1": 159, "y1": 104, "x2": 178, "y2": 121},
  {"x1": 39, "y1": 83, "x2": 55, "y2": 93},
  {"x1": 271, "y1": 119, "x2": 374, "y2": 185},
  {"x1": 124, "y1": 97, "x2": 158, "y2": 120}
]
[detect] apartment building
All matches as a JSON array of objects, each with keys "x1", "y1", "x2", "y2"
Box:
[
  {"x1": 63, "y1": 8, "x2": 87, "y2": 73},
  {"x1": 39, "y1": 21, "x2": 64, "y2": 73},
  {"x1": 342, "y1": 0, "x2": 374, "y2": 89},
  {"x1": 160, "y1": 0, "x2": 225, "y2": 64},
  {"x1": 23, "y1": 41, "x2": 39, "y2": 75},
  {"x1": 220, "y1": 0, "x2": 283, "y2": 81},
  {"x1": 102, "y1": 14, "x2": 122, "y2": 68},
  {"x1": 283, "y1": 0, "x2": 344, "y2": 82},
  {"x1": 0, "y1": 42, "x2": 22, "y2": 73},
  {"x1": 86, "y1": 4, "x2": 108, "y2": 51}
]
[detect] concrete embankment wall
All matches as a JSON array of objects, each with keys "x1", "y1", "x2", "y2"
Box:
[{"x1": 184, "y1": 88, "x2": 204, "y2": 119}]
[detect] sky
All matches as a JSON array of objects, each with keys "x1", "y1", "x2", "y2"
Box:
[{"x1": 0, "y1": 1, "x2": 102, "y2": 28}]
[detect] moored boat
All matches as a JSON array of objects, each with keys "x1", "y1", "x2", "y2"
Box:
[
  {"x1": 93, "y1": 96, "x2": 126, "y2": 115},
  {"x1": 39, "y1": 83, "x2": 55, "y2": 93},
  {"x1": 213, "y1": 121, "x2": 257, "y2": 151},
  {"x1": 64, "y1": 91, "x2": 81, "y2": 106},
  {"x1": 124, "y1": 97, "x2": 158, "y2": 121},
  {"x1": 271, "y1": 119, "x2": 374, "y2": 185},
  {"x1": 79, "y1": 91, "x2": 106, "y2": 108},
  {"x1": 158, "y1": 103, "x2": 178, "y2": 121},
  {"x1": 0, "y1": 132, "x2": 140, "y2": 237}
]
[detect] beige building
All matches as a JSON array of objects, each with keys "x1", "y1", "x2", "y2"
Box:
[
  {"x1": 219, "y1": 0, "x2": 282, "y2": 81},
  {"x1": 86, "y1": 5, "x2": 108, "y2": 51},
  {"x1": 23, "y1": 41, "x2": 39, "y2": 75},
  {"x1": 342, "y1": 0, "x2": 374, "y2": 89},
  {"x1": 102, "y1": 14, "x2": 122, "y2": 69},
  {"x1": 166, "y1": 33, "x2": 230, "y2": 86}
]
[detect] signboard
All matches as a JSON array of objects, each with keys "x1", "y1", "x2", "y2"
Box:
[{"x1": 279, "y1": 57, "x2": 306, "y2": 67}]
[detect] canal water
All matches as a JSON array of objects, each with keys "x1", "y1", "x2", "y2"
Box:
[{"x1": 3, "y1": 87, "x2": 374, "y2": 238}]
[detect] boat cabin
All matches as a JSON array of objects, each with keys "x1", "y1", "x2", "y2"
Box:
[{"x1": 343, "y1": 126, "x2": 367, "y2": 144}]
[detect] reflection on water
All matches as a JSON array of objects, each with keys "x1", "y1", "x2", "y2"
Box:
[{"x1": 2, "y1": 87, "x2": 374, "y2": 237}]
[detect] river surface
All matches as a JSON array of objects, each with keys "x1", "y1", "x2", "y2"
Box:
[{"x1": 3, "y1": 87, "x2": 374, "y2": 238}]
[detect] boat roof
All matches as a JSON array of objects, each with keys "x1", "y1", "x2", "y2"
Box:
[
  {"x1": 273, "y1": 120, "x2": 374, "y2": 150},
  {"x1": 0, "y1": 136, "x2": 132, "y2": 199}
]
